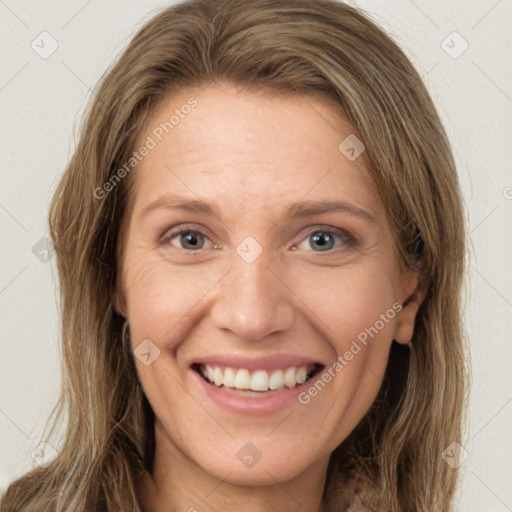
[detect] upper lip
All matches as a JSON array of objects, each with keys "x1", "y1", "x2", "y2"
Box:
[{"x1": 190, "y1": 354, "x2": 325, "y2": 372}]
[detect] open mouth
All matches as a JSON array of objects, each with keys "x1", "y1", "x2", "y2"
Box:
[{"x1": 191, "y1": 362, "x2": 324, "y2": 393}]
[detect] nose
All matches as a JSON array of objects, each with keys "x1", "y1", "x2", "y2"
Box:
[{"x1": 209, "y1": 249, "x2": 295, "y2": 342}]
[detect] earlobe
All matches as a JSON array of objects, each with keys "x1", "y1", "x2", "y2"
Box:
[{"x1": 394, "y1": 273, "x2": 428, "y2": 345}]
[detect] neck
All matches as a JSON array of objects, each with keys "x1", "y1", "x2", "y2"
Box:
[{"x1": 137, "y1": 419, "x2": 329, "y2": 512}]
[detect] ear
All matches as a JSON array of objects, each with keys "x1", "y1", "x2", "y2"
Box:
[
  {"x1": 394, "y1": 270, "x2": 427, "y2": 345},
  {"x1": 113, "y1": 285, "x2": 127, "y2": 318}
]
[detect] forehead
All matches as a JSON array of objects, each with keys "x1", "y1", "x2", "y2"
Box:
[{"x1": 129, "y1": 82, "x2": 381, "y2": 220}]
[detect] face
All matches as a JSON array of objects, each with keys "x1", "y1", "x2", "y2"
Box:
[{"x1": 117, "y1": 81, "x2": 422, "y2": 487}]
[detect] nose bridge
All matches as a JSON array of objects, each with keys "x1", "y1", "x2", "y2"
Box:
[{"x1": 210, "y1": 244, "x2": 294, "y2": 341}]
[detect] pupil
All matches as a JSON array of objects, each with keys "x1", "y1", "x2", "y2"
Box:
[
  {"x1": 311, "y1": 232, "x2": 333, "y2": 251},
  {"x1": 183, "y1": 232, "x2": 202, "y2": 249}
]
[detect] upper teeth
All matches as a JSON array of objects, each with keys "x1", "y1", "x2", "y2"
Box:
[{"x1": 199, "y1": 364, "x2": 314, "y2": 392}]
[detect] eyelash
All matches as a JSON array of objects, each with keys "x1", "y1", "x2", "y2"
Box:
[{"x1": 159, "y1": 224, "x2": 357, "y2": 254}]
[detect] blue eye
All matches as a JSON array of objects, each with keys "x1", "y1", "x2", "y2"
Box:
[
  {"x1": 162, "y1": 228, "x2": 210, "y2": 251},
  {"x1": 160, "y1": 225, "x2": 355, "y2": 253},
  {"x1": 309, "y1": 231, "x2": 337, "y2": 251},
  {"x1": 294, "y1": 227, "x2": 355, "y2": 252}
]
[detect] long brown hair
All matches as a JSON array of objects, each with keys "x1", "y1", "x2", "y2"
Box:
[{"x1": 1, "y1": 0, "x2": 469, "y2": 510}]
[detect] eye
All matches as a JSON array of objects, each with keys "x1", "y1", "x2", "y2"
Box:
[
  {"x1": 160, "y1": 224, "x2": 356, "y2": 253},
  {"x1": 160, "y1": 226, "x2": 216, "y2": 251},
  {"x1": 293, "y1": 226, "x2": 355, "y2": 253}
]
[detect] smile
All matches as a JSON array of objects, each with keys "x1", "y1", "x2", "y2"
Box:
[
  {"x1": 194, "y1": 363, "x2": 323, "y2": 392},
  {"x1": 189, "y1": 355, "x2": 326, "y2": 415}
]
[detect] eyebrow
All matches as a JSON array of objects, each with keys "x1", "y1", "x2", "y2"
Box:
[{"x1": 139, "y1": 193, "x2": 378, "y2": 224}]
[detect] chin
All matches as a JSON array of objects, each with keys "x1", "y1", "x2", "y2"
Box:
[{"x1": 195, "y1": 439, "x2": 329, "y2": 487}]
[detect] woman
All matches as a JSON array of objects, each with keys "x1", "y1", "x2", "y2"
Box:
[{"x1": 0, "y1": 0, "x2": 469, "y2": 510}]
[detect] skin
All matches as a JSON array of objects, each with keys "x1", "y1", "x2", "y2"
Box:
[{"x1": 115, "y1": 80, "x2": 425, "y2": 512}]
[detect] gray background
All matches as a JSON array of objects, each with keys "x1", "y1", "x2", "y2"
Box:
[{"x1": 1, "y1": 0, "x2": 511, "y2": 509}]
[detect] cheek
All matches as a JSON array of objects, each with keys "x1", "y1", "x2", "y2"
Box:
[
  {"x1": 122, "y1": 249, "x2": 220, "y2": 343},
  {"x1": 297, "y1": 264, "x2": 398, "y2": 350},
  {"x1": 293, "y1": 265, "x2": 397, "y2": 414}
]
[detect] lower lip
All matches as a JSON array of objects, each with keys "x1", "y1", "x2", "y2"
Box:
[{"x1": 191, "y1": 368, "x2": 315, "y2": 416}]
